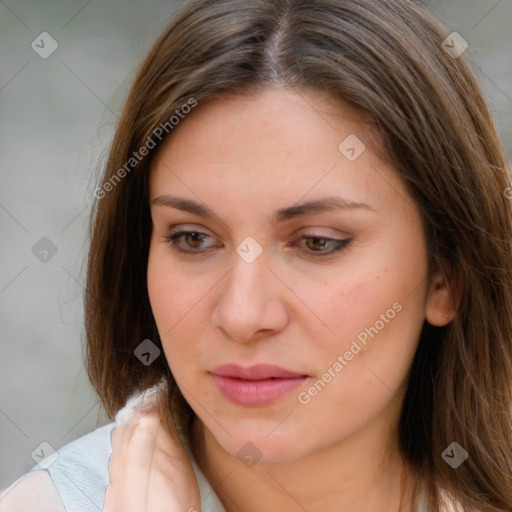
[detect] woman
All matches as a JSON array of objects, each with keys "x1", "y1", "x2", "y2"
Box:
[{"x1": 1, "y1": 0, "x2": 511, "y2": 510}]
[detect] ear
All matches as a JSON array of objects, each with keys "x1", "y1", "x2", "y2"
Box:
[{"x1": 425, "y1": 259, "x2": 463, "y2": 326}]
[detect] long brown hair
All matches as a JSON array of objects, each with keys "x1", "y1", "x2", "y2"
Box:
[{"x1": 84, "y1": 0, "x2": 512, "y2": 510}]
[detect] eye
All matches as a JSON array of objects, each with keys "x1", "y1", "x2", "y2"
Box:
[
  {"x1": 162, "y1": 229, "x2": 351, "y2": 257},
  {"x1": 293, "y1": 235, "x2": 351, "y2": 256},
  {"x1": 164, "y1": 230, "x2": 220, "y2": 253}
]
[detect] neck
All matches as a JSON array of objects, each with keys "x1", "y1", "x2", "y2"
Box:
[{"x1": 190, "y1": 415, "x2": 420, "y2": 512}]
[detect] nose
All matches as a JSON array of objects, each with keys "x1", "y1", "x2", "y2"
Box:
[{"x1": 211, "y1": 251, "x2": 289, "y2": 343}]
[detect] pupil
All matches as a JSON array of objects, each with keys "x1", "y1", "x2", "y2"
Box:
[
  {"x1": 309, "y1": 237, "x2": 326, "y2": 250},
  {"x1": 188, "y1": 233, "x2": 203, "y2": 246}
]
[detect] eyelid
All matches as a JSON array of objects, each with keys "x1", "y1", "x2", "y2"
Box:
[
  {"x1": 166, "y1": 224, "x2": 217, "y2": 236},
  {"x1": 163, "y1": 226, "x2": 352, "y2": 258},
  {"x1": 295, "y1": 227, "x2": 352, "y2": 238},
  {"x1": 165, "y1": 225, "x2": 350, "y2": 241}
]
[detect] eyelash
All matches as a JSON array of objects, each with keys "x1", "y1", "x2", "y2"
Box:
[{"x1": 163, "y1": 230, "x2": 351, "y2": 257}]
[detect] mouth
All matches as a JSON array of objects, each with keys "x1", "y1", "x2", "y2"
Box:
[{"x1": 209, "y1": 364, "x2": 309, "y2": 407}]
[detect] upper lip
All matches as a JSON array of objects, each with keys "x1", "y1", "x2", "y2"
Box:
[{"x1": 210, "y1": 364, "x2": 307, "y2": 380}]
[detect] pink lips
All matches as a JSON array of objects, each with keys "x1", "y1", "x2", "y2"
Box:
[{"x1": 210, "y1": 364, "x2": 308, "y2": 407}]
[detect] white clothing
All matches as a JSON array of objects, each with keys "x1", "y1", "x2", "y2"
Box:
[{"x1": 0, "y1": 384, "x2": 226, "y2": 512}]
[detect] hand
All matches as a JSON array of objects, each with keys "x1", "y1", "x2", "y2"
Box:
[{"x1": 103, "y1": 395, "x2": 201, "y2": 512}]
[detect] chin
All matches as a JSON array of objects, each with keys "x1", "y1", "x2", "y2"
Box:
[{"x1": 207, "y1": 421, "x2": 310, "y2": 464}]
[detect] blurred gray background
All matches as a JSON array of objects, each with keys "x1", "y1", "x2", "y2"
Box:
[{"x1": 1, "y1": 0, "x2": 511, "y2": 488}]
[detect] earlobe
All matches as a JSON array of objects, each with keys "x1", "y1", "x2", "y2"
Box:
[{"x1": 425, "y1": 263, "x2": 461, "y2": 326}]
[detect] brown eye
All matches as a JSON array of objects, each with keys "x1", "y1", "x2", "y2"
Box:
[
  {"x1": 183, "y1": 232, "x2": 208, "y2": 248},
  {"x1": 305, "y1": 237, "x2": 331, "y2": 251},
  {"x1": 298, "y1": 235, "x2": 352, "y2": 256},
  {"x1": 164, "y1": 230, "x2": 220, "y2": 253}
]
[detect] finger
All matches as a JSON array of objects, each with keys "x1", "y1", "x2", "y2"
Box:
[
  {"x1": 107, "y1": 422, "x2": 128, "y2": 487},
  {"x1": 108, "y1": 407, "x2": 162, "y2": 512},
  {"x1": 108, "y1": 392, "x2": 163, "y2": 489},
  {"x1": 146, "y1": 420, "x2": 202, "y2": 511}
]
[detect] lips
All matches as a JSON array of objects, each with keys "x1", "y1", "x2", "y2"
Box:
[
  {"x1": 209, "y1": 364, "x2": 309, "y2": 407},
  {"x1": 211, "y1": 363, "x2": 307, "y2": 380}
]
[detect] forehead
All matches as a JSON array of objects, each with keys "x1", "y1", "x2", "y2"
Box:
[
  {"x1": 152, "y1": 87, "x2": 373, "y2": 162},
  {"x1": 148, "y1": 87, "x2": 404, "y2": 213}
]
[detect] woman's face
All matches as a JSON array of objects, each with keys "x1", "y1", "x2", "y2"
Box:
[{"x1": 147, "y1": 87, "x2": 438, "y2": 463}]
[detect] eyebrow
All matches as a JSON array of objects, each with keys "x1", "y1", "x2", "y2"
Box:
[{"x1": 150, "y1": 194, "x2": 375, "y2": 222}]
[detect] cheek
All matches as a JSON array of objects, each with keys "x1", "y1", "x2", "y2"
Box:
[
  {"x1": 147, "y1": 252, "x2": 178, "y2": 332},
  {"x1": 147, "y1": 245, "x2": 204, "y2": 332},
  {"x1": 326, "y1": 278, "x2": 381, "y2": 333},
  {"x1": 298, "y1": 243, "x2": 427, "y2": 393},
  {"x1": 327, "y1": 301, "x2": 424, "y2": 403},
  {"x1": 293, "y1": 262, "x2": 402, "y2": 356},
  {"x1": 293, "y1": 285, "x2": 423, "y2": 451},
  {"x1": 147, "y1": 247, "x2": 212, "y2": 378}
]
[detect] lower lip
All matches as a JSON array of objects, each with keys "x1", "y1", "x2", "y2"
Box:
[{"x1": 210, "y1": 374, "x2": 308, "y2": 407}]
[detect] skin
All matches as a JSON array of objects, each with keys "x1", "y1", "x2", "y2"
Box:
[{"x1": 144, "y1": 87, "x2": 455, "y2": 512}]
